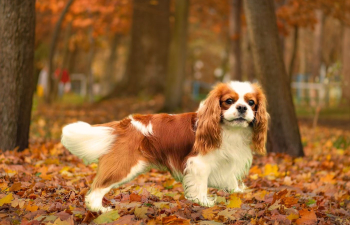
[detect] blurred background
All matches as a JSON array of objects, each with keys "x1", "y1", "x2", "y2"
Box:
[
  {"x1": 1, "y1": 0, "x2": 350, "y2": 150},
  {"x1": 33, "y1": 0, "x2": 349, "y2": 120}
]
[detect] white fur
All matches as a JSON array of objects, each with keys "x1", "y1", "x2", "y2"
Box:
[
  {"x1": 86, "y1": 161, "x2": 149, "y2": 212},
  {"x1": 61, "y1": 122, "x2": 115, "y2": 164},
  {"x1": 183, "y1": 126, "x2": 253, "y2": 207},
  {"x1": 223, "y1": 81, "x2": 255, "y2": 124},
  {"x1": 129, "y1": 115, "x2": 153, "y2": 136}
]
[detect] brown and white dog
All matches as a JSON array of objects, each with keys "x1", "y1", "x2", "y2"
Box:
[{"x1": 61, "y1": 81, "x2": 269, "y2": 212}]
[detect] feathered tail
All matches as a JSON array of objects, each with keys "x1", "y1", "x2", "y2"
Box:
[{"x1": 61, "y1": 122, "x2": 115, "y2": 164}]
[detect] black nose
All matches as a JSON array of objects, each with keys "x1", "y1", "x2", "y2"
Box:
[{"x1": 236, "y1": 104, "x2": 247, "y2": 114}]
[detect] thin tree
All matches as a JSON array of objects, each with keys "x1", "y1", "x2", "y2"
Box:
[
  {"x1": 311, "y1": 10, "x2": 324, "y2": 82},
  {"x1": 163, "y1": 0, "x2": 189, "y2": 112},
  {"x1": 46, "y1": 0, "x2": 75, "y2": 103},
  {"x1": 110, "y1": 0, "x2": 170, "y2": 96},
  {"x1": 341, "y1": 24, "x2": 350, "y2": 104},
  {"x1": 228, "y1": 0, "x2": 242, "y2": 80},
  {"x1": 244, "y1": 0, "x2": 304, "y2": 157},
  {"x1": 0, "y1": 0, "x2": 36, "y2": 151}
]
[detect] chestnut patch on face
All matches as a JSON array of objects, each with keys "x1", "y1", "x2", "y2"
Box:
[
  {"x1": 220, "y1": 91, "x2": 238, "y2": 110},
  {"x1": 244, "y1": 93, "x2": 257, "y2": 110}
]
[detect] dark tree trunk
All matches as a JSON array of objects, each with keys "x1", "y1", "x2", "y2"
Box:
[
  {"x1": 288, "y1": 26, "x2": 299, "y2": 82},
  {"x1": 311, "y1": 10, "x2": 324, "y2": 82},
  {"x1": 163, "y1": 0, "x2": 189, "y2": 112},
  {"x1": 244, "y1": 0, "x2": 304, "y2": 157},
  {"x1": 46, "y1": 0, "x2": 75, "y2": 103},
  {"x1": 228, "y1": 0, "x2": 242, "y2": 80},
  {"x1": 112, "y1": 0, "x2": 170, "y2": 96},
  {"x1": 0, "y1": 0, "x2": 36, "y2": 151},
  {"x1": 341, "y1": 25, "x2": 350, "y2": 104}
]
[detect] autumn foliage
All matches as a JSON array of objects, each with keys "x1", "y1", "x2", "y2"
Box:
[{"x1": 1, "y1": 97, "x2": 349, "y2": 224}]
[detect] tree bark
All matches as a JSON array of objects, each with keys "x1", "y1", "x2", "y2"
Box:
[
  {"x1": 87, "y1": 27, "x2": 95, "y2": 103},
  {"x1": 341, "y1": 25, "x2": 350, "y2": 104},
  {"x1": 228, "y1": 0, "x2": 242, "y2": 80},
  {"x1": 102, "y1": 33, "x2": 121, "y2": 96},
  {"x1": 163, "y1": 0, "x2": 189, "y2": 112},
  {"x1": 46, "y1": 0, "x2": 75, "y2": 103},
  {"x1": 311, "y1": 10, "x2": 324, "y2": 82},
  {"x1": 288, "y1": 26, "x2": 299, "y2": 82},
  {"x1": 0, "y1": 0, "x2": 36, "y2": 151},
  {"x1": 111, "y1": 0, "x2": 170, "y2": 96},
  {"x1": 244, "y1": 0, "x2": 304, "y2": 157}
]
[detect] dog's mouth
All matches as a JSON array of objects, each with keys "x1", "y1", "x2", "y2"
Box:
[{"x1": 225, "y1": 117, "x2": 247, "y2": 122}]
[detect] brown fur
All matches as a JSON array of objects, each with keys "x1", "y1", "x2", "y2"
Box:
[
  {"x1": 193, "y1": 83, "x2": 239, "y2": 154},
  {"x1": 92, "y1": 113, "x2": 198, "y2": 189},
  {"x1": 251, "y1": 84, "x2": 269, "y2": 155}
]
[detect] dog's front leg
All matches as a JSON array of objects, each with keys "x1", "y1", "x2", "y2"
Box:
[
  {"x1": 183, "y1": 157, "x2": 215, "y2": 207},
  {"x1": 224, "y1": 174, "x2": 245, "y2": 193}
]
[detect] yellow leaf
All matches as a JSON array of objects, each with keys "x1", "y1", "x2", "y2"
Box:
[
  {"x1": 0, "y1": 193, "x2": 13, "y2": 206},
  {"x1": 263, "y1": 164, "x2": 280, "y2": 179},
  {"x1": 287, "y1": 213, "x2": 299, "y2": 221},
  {"x1": 227, "y1": 194, "x2": 242, "y2": 208},
  {"x1": 250, "y1": 174, "x2": 259, "y2": 180}
]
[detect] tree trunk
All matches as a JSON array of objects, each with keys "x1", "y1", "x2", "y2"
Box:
[
  {"x1": 228, "y1": 0, "x2": 242, "y2": 80},
  {"x1": 87, "y1": 27, "x2": 95, "y2": 103},
  {"x1": 244, "y1": 0, "x2": 304, "y2": 157},
  {"x1": 288, "y1": 26, "x2": 299, "y2": 82},
  {"x1": 0, "y1": 0, "x2": 36, "y2": 151},
  {"x1": 112, "y1": 0, "x2": 170, "y2": 96},
  {"x1": 46, "y1": 0, "x2": 75, "y2": 103},
  {"x1": 102, "y1": 33, "x2": 121, "y2": 96},
  {"x1": 163, "y1": 0, "x2": 189, "y2": 112},
  {"x1": 311, "y1": 10, "x2": 324, "y2": 82},
  {"x1": 341, "y1": 25, "x2": 350, "y2": 104}
]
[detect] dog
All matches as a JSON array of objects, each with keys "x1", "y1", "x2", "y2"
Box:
[{"x1": 61, "y1": 81, "x2": 268, "y2": 212}]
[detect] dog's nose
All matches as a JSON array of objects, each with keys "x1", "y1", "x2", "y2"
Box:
[{"x1": 236, "y1": 104, "x2": 247, "y2": 114}]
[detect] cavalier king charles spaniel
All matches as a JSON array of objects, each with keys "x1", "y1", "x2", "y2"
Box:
[{"x1": 61, "y1": 81, "x2": 269, "y2": 212}]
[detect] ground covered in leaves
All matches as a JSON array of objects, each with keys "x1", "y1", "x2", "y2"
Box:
[{"x1": 1, "y1": 97, "x2": 350, "y2": 224}]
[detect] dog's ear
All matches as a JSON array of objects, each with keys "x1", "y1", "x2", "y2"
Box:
[
  {"x1": 251, "y1": 84, "x2": 269, "y2": 155},
  {"x1": 193, "y1": 84, "x2": 225, "y2": 155}
]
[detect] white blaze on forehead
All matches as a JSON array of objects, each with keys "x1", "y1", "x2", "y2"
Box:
[
  {"x1": 223, "y1": 81, "x2": 255, "y2": 123},
  {"x1": 228, "y1": 81, "x2": 254, "y2": 97},
  {"x1": 129, "y1": 115, "x2": 154, "y2": 136}
]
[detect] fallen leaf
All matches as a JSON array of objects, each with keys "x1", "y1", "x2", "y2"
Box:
[
  {"x1": 134, "y1": 206, "x2": 148, "y2": 219},
  {"x1": 93, "y1": 210, "x2": 120, "y2": 224},
  {"x1": 227, "y1": 194, "x2": 242, "y2": 208},
  {"x1": 9, "y1": 182, "x2": 22, "y2": 191},
  {"x1": 0, "y1": 193, "x2": 13, "y2": 206},
  {"x1": 296, "y1": 209, "x2": 317, "y2": 224}
]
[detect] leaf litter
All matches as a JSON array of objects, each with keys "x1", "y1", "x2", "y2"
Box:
[{"x1": 0, "y1": 97, "x2": 349, "y2": 224}]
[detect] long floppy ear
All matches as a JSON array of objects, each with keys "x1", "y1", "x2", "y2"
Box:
[
  {"x1": 193, "y1": 84, "x2": 224, "y2": 155},
  {"x1": 252, "y1": 84, "x2": 269, "y2": 155}
]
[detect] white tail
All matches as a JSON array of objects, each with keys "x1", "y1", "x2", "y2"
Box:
[{"x1": 61, "y1": 122, "x2": 115, "y2": 164}]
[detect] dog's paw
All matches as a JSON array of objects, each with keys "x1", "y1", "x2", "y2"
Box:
[{"x1": 186, "y1": 195, "x2": 216, "y2": 207}]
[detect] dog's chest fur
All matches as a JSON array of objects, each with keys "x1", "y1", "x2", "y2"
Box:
[{"x1": 204, "y1": 126, "x2": 253, "y2": 188}]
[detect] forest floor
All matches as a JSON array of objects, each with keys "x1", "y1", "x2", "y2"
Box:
[{"x1": 1, "y1": 96, "x2": 350, "y2": 225}]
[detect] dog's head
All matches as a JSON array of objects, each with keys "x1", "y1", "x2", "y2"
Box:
[{"x1": 194, "y1": 81, "x2": 269, "y2": 155}]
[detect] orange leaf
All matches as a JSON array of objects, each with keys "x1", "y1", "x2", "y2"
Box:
[
  {"x1": 26, "y1": 202, "x2": 39, "y2": 212},
  {"x1": 161, "y1": 215, "x2": 190, "y2": 225},
  {"x1": 130, "y1": 193, "x2": 142, "y2": 202},
  {"x1": 9, "y1": 182, "x2": 22, "y2": 192},
  {"x1": 296, "y1": 209, "x2": 317, "y2": 225}
]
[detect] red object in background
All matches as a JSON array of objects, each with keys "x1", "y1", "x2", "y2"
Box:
[{"x1": 54, "y1": 68, "x2": 70, "y2": 84}]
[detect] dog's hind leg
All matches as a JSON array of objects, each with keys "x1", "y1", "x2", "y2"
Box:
[{"x1": 85, "y1": 153, "x2": 149, "y2": 213}]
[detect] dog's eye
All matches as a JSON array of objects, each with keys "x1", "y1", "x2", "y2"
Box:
[
  {"x1": 225, "y1": 99, "x2": 234, "y2": 104},
  {"x1": 248, "y1": 100, "x2": 255, "y2": 106}
]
